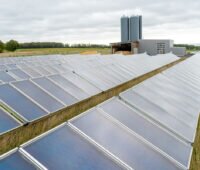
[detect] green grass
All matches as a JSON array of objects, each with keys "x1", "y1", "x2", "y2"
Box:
[
  {"x1": 187, "y1": 50, "x2": 199, "y2": 54},
  {"x1": 0, "y1": 47, "x2": 111, "y2": 57},
  {"x1": 190, "y1": 118, "x2": 200, "y2": 170}
]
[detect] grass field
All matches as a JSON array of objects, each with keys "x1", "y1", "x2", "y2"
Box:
[{"x1": 0, "y1": 47, "x2": 111, "y2": 57}]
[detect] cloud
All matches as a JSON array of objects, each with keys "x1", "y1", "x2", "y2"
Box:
[{"x1": 0, "y1": 0, "x2": 200, "y2": 44}]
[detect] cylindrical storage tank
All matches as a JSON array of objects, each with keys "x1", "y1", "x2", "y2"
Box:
[
  {"x1": 121, "y1": 16, "x2": 129, "y2": 42},
  {"x1": 139, "y1": 15, "x2": 142, "y2": 39},
  {"x1": 130, "y1": 16, "x2": 140, "y2": 41}
]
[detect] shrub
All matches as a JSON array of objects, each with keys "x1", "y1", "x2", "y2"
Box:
[
  {"x1": 6, "y1": 40, "x2": 19, "y2": 52},
  {"x1": 0, "y1": 40, "x2": 4, "y2": 53}
]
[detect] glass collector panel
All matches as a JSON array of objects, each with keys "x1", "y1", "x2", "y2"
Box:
[
  {"x1": 34, "y1": 66, "x2": 51, "y2": 76},
  {"x1": 8, "y1": 69, "x2": 30, "y2": 80},
  {"x1": 0, "y1": 108, "x2": 20, "y2": 134},
  {"x1": 21, "y1": 67, "x2": 41, "y2": 78},
  {"x1": 76, "y1": 71, "x2": 112, "y2": 91},
  {"x1": 133, "y1": 85, "x2": 197, "y2": 128},
  {"x1": 91, "y1": 69, "x2": 120, "y2": 85},
  {"x1": 141, "y1": 80, "x2": 200, "y2": 118},
  {"x1": 12, "y1": 80, "x2": 64, "y2": 113},
  {"x1": 0, "y1": 71, "x2": 16, "y2": 82},
  {"x1": 71, "y1": 110, "x2": 183, "y2": 170},
  {"x1": 120, "y1": 90, "x2": 195, "y2": 143},
  {"x1": 61, "y1": 73, "x2": 101, "y2": 96},
  {"x1": 48, "y1": 74, "x2": 89, "y2": 100},
  {"x1": 153, "y1": 74, "x2": 200, "y2": 103},
  {"x1": 100, "y1": 98, "x2": 191, "y2": 167},
  {"x1": 0, "y1": 152, "x2": 36, "y2": 170},
  {"x1": 0, "y1": 84, "x2": 48, "y2": 121},
  {"x1": 32, "y1": 77, "x2": 78, "y2": 106},
  {"x1": 100, "y1": 67, "x2": 125, "y2": 83},
  {"x1": 23, "y1": 125, "x2": 123, "y2": 170},
  {"x1": 145, "y1": 76, "x2": 200, "y2": 109},
  {"x1": 0, "y1": 65, "x2": 8, "y2": 71}
]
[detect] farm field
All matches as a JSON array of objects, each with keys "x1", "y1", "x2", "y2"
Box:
[{"x1": 0, "y1": 47, "x2": 111, "y2": 57}]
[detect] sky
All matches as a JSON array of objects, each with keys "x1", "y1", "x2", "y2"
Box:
[{"x1": 0, "y1": 0, "x2": 200, "y2": 45}]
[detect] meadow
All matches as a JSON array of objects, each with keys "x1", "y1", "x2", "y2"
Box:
[{"x1": 0, "y1": 47, "x2": 111, "y2": 57}]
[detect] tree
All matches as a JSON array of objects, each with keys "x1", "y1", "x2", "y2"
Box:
[
  {"x1": 6, "y1": 40, "x2": 19, "y2": 52},
  {"x1": 65, "y1": 43, "x2": 70, "y2": 48},
  {"x1": 0, "y1": 40, "x2": 4, "y2": 53},
  {"x1": 19, "y1": 42, "x2": 65, "y2": 48}
]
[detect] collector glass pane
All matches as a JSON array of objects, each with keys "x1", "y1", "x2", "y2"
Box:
[
  {"x1": 120, "y1": 90, "x2": 195, "y2": 143},
  {"x1": 32, "y1": 77, "x2": 78, "y2": 106},
  {"x1": 8, "y1": 69, "x2": 30, "y2": 80},
  {"x1": 0, "y1": 84, "x2": 48, "y2": 121},
  {"x1": 21, "y1": 67, "x2": 41, "y2": 78},
  {"x1": 62, "y1": 73, "x2": 101, "y2": 96},
  {"x1": 0, "y1": 108, "x2": 20, "y2": 134},
  {"x1": 23, "y1": 125, "x2": 123, "y2": 170},
  {"x1": 100, "y1": 98, "x2": 191, "y2": 167},
  {"x1": 71, "y1": 110, "x2": 183, "y2": 170},
  {"x1": 0, "y1": 71, "x2": 16, "y2": 83},
  {"x1": 0, "y1": 151, "x2": 36, "y2": 170},
  {"x1": 48, "y1": 74, "x2": 89, "y2": 100},
  {"x1": 13, "y1": 80, "x2": 64, "y2": 113}
]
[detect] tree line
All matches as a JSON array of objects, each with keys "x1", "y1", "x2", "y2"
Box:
[
  {"x1": 20, "y1": 42, "x2": 65, "y2": 48},
  {"x1": 0, "y1": 40, "x2": 110, "y2": 53},
  {"x1": 175, "y1": 44, "x2": 200, "y2": 51},
  {"x1": 20, "y1": 42, "x2": 110, "y2": 48},
  {"x1": 70, "y1": 44, "x2": 110, "y2": 48}
]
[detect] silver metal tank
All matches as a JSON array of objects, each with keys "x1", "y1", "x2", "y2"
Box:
[
  {"x1": 121, "y1": 16, "x2": 129, "y2": 42},
  {"x1": 129, "y1": 16, "x2": 140, "y2": 41},
  {"x1": 139, "y1": 15, "x2": 142, "y2": 39}
]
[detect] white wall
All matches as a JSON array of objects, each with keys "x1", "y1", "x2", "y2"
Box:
[
  {"x1": 138, "y1": 39, "x2": 174, "y2": 56},
  {"x1": 171, "y1": 47, "x2": 186, "y2": 57}
]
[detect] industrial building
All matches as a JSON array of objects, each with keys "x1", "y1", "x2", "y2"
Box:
[{"x1": 111, "y1": 15, "x2": 186, "y2": 57}]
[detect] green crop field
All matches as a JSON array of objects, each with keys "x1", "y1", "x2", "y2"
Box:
[{"x1": 0, "y1": 47, "x2": 111, "y2": 57}]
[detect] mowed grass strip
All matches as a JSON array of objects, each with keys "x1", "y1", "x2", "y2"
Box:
[
  {"x1": 190, "y1": 117, "x2": 200, "y2": 170},
  {"x1": 0, "y1": 47, "x2": 111, "y2": 57}
]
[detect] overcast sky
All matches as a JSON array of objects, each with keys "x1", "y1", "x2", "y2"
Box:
[{"x1": 0, "y1": 0, "x2": 200, "y2": 44}]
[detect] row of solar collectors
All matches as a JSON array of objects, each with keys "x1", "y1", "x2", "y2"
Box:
[
  {"x1": 120, "y1": 54, "x2": 200, "y2": 144},
  {"x1": 0, "y1": 54, "x2": 107, "y2": 67},
  {"x1": 0, "y1": 54, "x2": 71, "y2": 65},
  {"x1": 0, "y1": 73, "x2": 101, "y2": 124},
  {"x1": 0, "y1": 54, "x2": 131, "y2": 81},
  {"x1": 0, "y1": 53, "x2": 178, "y2": 85},
  {"x1": 0, "y1": 53, "x2": 177, "y2": 72},
  {"x1": 0, "y1": 54, "x2": 164, "y2": 126},
  {"x1": 0, "y1": 54, "x2": 149, "y2": 134},
  {"x1": 0, "y1": 53, "x2": 174, "y2": 72},
  {"x1": 120, "y1": 74, "x2": 199, "y2": 144},
  {"x1": 0, "y1": 54, "x2": 137, "y2": 65},
  {"x1": 1, "y1": 56, "x2": 198, "y2": 170},
  {"x1": 0, "y1": 54, "x2": 179, "y2": 130},
  {"x1": 0, "y1": 62, "x2": 136, "y2": 87},
  {"x1": 0, "y1": 53, "x2": 179, "y2": 94},
  {"x1": 0, "y1": 97, "x2": 191, "y2": 170},
  {"x1": 23, "y1": 54, "x2": 200, "y2": 169},
  {"x1": 0, "y1": 53, "x2": 154, "y2": 70}
]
